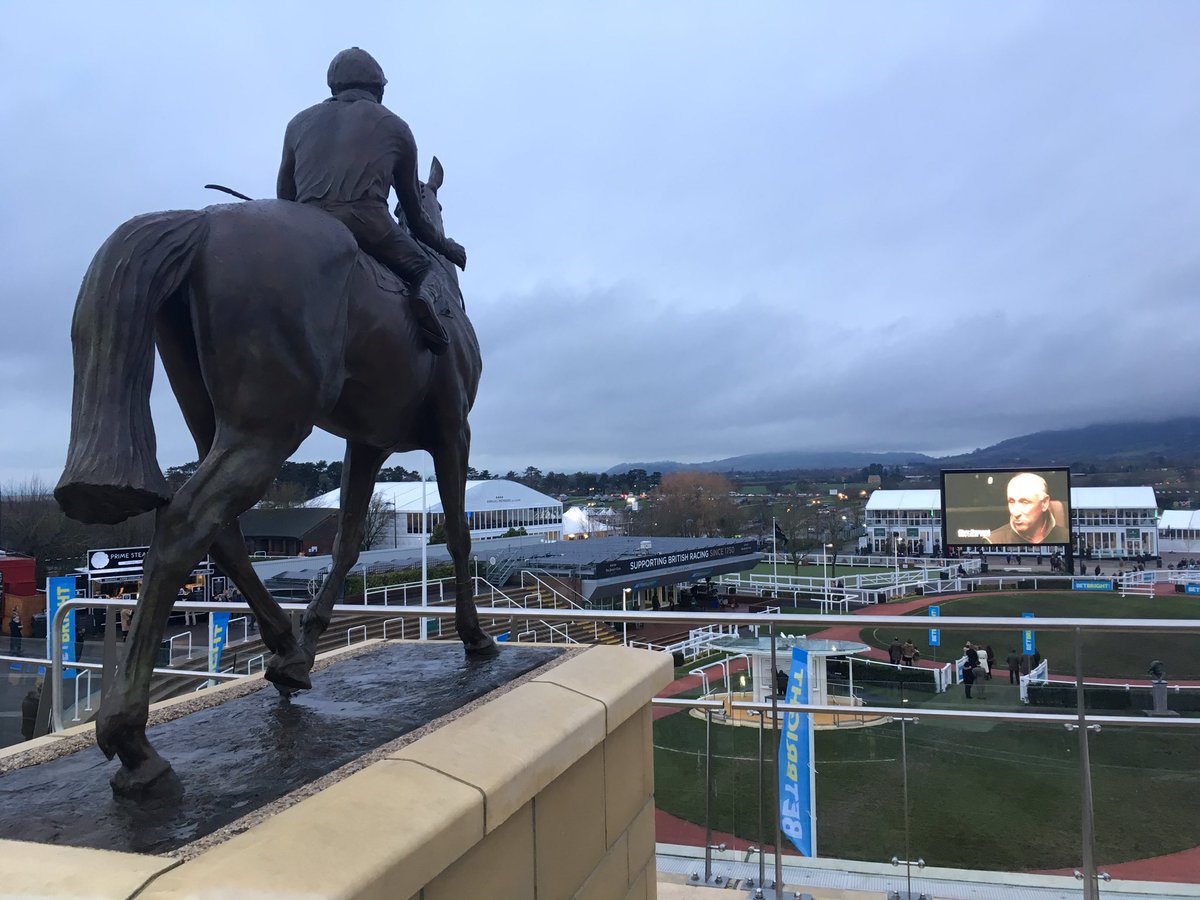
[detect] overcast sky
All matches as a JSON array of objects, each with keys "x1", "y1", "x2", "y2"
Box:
[{"x1": 2, "y1": 1, "x2": 1199, "y2": 485}]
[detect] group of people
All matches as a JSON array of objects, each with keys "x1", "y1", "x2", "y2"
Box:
[
  {"x1": 887, "y1": 637, "x2": 921, "y2": 667},
  {"x1": 960, "y1": 642, "x2": 995, "y2": 698}
]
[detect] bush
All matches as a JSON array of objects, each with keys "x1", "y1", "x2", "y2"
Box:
[
  {"x1": 826, "y1": 658, "x2": 937, "y2": 687},
  {"x1": 1027, "y1": 683, "x2": 1200, "y2": 713}
]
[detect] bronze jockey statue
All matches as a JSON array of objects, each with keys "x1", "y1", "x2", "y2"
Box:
[{"x1": 277, "y1": 47, "x2": 467, "y2": 354}]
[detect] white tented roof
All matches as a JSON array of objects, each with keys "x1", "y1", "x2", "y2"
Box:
[
  {"x1": 1069, "y1": 486, "x2": 1157, "y2": 510},
  {"x1": 308, "y1": 479, "x2": 561, "y2": 514},
  {"x1": 867, "y1": 485, "x2": 1157, "y2": 512},
  {"x1": 864, "y1": 490, "x2": 941, "y2": 512},
  {"x1": 1159, "y1": 509, "x2": 1200, "y2": 530},
  {"x1": 562, "y1": 506, "x2": 612, "y2": 536}
]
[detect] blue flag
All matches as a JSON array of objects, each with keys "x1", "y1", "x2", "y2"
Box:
[
  {"x1": 46, "y1": 575, "x2": 78, "y2": 680},
  {"x1": 778, "y1": 646, "x2": 815, "y2": 856}
]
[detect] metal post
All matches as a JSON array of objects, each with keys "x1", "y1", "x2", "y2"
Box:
[
  {"x1": 901, "y1": 717, "x2": 912, "y2": 897},
  {"x1": 769, "y1": 624, "x2": 783, "y2": 894},
  {"x1": 704, "y1": 707, "x2": 714, "y2": 883},
  {"x1": 757, "y1": 710, "x2": 766, "y2": 892},
  {"x1": 421, "y1": 463, "x2": 428, "y2": 608},
  {"x1": 1075, "y1": 627, "x2": 1099, "y2": 900},
  {"x1": 101, "y1": 605, "x2": 117, "y2": 701},
  {"x1": 623, "y1": 588, "x2": 630, "y2": 646}
]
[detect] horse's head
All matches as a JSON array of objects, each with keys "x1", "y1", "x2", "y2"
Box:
[{"x1": 419, "y1": 157, "x2": 446, "y2": 241}]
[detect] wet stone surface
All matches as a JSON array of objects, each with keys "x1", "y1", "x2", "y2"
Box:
[{"x1": 0, "y1": 642, "x2": 560, "y2": 854}]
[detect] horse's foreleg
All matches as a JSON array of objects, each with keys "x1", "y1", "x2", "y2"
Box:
[
  {"x1": 431, "y1": 424, "x2": 496, "y2": 657},
  {"x1": 299, "y1": 442, "x2": 389, "y2": 663},
  {"x1": 208, "y1": 524, "x2": 310, "y2": 691}
]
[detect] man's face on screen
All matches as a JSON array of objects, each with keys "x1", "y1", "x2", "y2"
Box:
[{"x1": 1007, "y1": 475, "x2": 1050, "y2": 539}]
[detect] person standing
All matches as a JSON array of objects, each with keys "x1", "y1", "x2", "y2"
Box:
[
  {"x1": 984, "y1": 645, "x2": 996, "y2": 680},
  {"x1": 1006, "y1": 648, "x2": 1022, "y2": 684},
  {"x1": 8, "y1": 607, "x2": 22, "y2": 655},
  {"x1": 901, "y1": 639, "x2": 919, "y2": 667},
  {"x1": 888, "y1": 637, "x2": 903, "y2": 666},
  {"x1": 963, "y1": 662, "x2": 975, "y2": 699},
  {"x1": 119, "y1": 606, "x2": 132, "y2": 642}
]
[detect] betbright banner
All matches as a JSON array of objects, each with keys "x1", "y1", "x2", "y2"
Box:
[
  {"x1": 46, "y1": 575, "x2": 78, "y2": 679},
  {"x1": 777, "y1": 646, "x2": 815, "y2": 856}
]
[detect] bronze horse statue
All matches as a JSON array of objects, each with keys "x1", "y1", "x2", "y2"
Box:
[{"x1": 55, "y1": 159, "x2": 496, "y2": 797}]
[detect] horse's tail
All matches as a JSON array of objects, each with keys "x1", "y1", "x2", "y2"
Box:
[{"x1": 55, "y1": 210, "x2": 209, "y2": 525}]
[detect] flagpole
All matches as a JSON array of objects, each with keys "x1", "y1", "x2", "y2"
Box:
[{"x1": 772, "y1": 516, "x2": 778, "y2": 587}]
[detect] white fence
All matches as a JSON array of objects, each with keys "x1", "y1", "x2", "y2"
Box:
[{"x1": 1019, "y1": 659, "x2": 1050, "y2": 703}]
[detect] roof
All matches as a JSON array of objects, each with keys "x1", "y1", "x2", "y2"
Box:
[
  {"x1": 239, "y1": 507, "x2": 337, "y2": 539},
  {"x1": 1070, "y1": 486, "x2": 1157, "y2": 509},
  {"x1": 308, "y1": 479, "x2": 561, "y2": 514},
  {"x1": 866, "y1": 486, "x2": 1158, "y2": 512},
  {"x1": 864, "y1": 490, "x2": 941, "y2": 512},
  {"x1": 515, "y1": 535, "x2": 748, "y2": 569},
  {"x1": 1159, "y1": 509, "x2": 1200, "y2": 530}
]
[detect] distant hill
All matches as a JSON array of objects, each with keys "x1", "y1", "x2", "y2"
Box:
[
  {"x1": 606, "y1": 417, "x2": 1200, "y2": 475},
  {"x1": 944, "y1": 417, "x2": 1200, "y2": 467},
  {"x1": 606, "y1": 450, "x2": 935, "y2": 476}
]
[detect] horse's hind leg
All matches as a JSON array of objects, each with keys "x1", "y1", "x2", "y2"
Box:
[
  {"x1": 208, "y1": 524, "x2": 311, "y2": 691},
  {"x1": 155, "y1": 300, "x2": 310, "y2": 690},
  {"x1": 299, "y1": 441, "x2": 389, "y2": 663},
  {"x1": 97, "y1": 434, "x2": 302, "y2": 797},
  {"x1": 430, "y1": 423, "x2": 496, "y2": 656}
]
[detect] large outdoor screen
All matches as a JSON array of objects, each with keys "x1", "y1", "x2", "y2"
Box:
[{"x1": 941, "y1": 467, "x2": 1071, "y2": 548}]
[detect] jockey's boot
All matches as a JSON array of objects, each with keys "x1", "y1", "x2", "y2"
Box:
[{"x1": 409, "y1": 274, "x2": 449, "y2": 355}]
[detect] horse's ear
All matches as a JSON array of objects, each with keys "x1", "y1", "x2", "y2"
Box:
[{"x1": 428, "y1": 157, "x2": 444, "y2": 193}]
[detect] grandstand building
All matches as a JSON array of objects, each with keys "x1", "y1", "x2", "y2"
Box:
[
  {"x1": 308, "y1": 479, "x2": 563, "y2": 550},
  {"x1": 863, "y1": 485, "x2": 1160, "y2": 558}
]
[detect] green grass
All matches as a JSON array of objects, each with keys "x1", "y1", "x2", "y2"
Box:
[
  {"x1": 654, "y1": 711, "x2": 1200, "y2": 870},
  {"x1": 857, "y1": 592, "x2": 1200, "y2": 680}
]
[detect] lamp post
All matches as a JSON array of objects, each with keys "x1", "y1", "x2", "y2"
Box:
[{"x1": 622, "y1": 587, "x2": 631, "y2": 646}]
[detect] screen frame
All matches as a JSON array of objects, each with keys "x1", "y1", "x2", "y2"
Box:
[{"x1": 940, "y1": 466, "x2": 1072, "y2": 550}]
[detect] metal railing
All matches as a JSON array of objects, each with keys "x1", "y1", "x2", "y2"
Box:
[
  {"x1": 165, "y1": 630, "x2": 193, "y2": 664},
  {"x1": 42, "y1": 597, "x2": 1200, "y2": 897}
]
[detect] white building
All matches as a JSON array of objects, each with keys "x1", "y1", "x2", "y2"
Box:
[
  {"x1": 862, "y1": 486, "x2": 1159, "y2": 558},
  {"x1": 1158, "y1": 509, "x2": 1200, "y2": 554},
  {"x1": 309, "y1": 479, "x2": 563, "y2": 550}
]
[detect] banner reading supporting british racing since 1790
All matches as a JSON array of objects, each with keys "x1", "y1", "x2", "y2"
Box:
[{"x1": 778, "y1": 646, "x2": 816, "y2": 857}]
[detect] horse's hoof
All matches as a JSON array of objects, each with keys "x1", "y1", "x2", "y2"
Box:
[
  {"x1": 463, "y1": 634, "x2": 499, "y2": 658},
  {"x1": 110, "y1": 754, "x2": 182, "y2": 801},
  {"x1": 265, "y1": 649, "x2": 313, "y2": 693}
]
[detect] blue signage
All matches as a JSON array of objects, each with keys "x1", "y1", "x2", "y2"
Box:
[
  {"x1": 1186, "y1": 584, "x2": 1200, "y2": 595},
  {"x1": 1022, "y1": 612, "x2": 1036, "y2": 655},
  {"x1": 1073, "y1": 579, "x2": 1113, "y2": 592},
  {"x1": 46, "y1": 576, "x2": 78, "y2": 679},
  {"x1": 778, "y1": 647, "x2": 815, "y2": 857},
  {"x1": 928, "y1": 605, "x2": 941, "y2": 647},
  {"x1": 209, "y1": 611, "x2": 230, "y2": 673}
]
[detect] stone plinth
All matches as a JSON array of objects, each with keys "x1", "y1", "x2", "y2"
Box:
[{"x1": 1, "y1": 641, "x2": 671, "y2": 899}]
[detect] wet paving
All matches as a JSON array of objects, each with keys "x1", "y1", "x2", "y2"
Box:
[{"x1": 0, "y1": 642, "x2": 560, "y2": 854}]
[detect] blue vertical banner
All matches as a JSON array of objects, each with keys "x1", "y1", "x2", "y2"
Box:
[
  {"x1": 928, "y1": 604, "x2": 941, "y2": 647},
  {"x1": 1022, "y1": 612, "x2": 1036, "y2": 654},
  {"x1": 778, "y1": 646, "x2": 816, "y2": 856},
  {"x1": 46, "y1": 576, "x2": 78, "y2": 679},
  {"x1": 209, "y1": 611, "x2": 230, "y2": 673}
]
